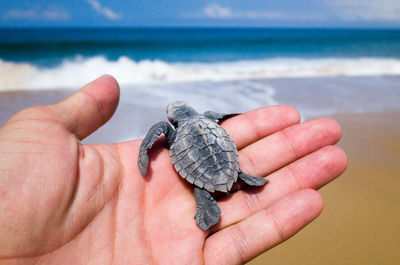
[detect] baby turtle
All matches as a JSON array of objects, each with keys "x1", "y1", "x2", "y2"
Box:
[{"x1": 138, "y1": 101, "x2": 268, "y2": 230}]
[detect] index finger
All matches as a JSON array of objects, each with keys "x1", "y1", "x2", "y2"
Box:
[{"x1": 221, "y1": 105, "x2": 301, "y2": 149}]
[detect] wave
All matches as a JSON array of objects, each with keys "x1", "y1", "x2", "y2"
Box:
[{"x1": 1, "y1": 56, "x2": 400, "y2": 91}]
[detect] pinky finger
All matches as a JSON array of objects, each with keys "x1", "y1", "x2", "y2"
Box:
[{"x1": 203, "y1": 189, "x2": 323, "y2": 265}]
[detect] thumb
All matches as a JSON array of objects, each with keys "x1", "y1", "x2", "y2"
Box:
[{"x1": 49, "y1": 75, "x2": 120, "y2": 140}]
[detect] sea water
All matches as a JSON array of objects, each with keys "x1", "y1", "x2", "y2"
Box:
[
  {"x1": 1, "y1": 28, "x2": 400, "y2": 142},
  {"x1": 2, "y1": 28, "x2": 400, "y2": 89}
]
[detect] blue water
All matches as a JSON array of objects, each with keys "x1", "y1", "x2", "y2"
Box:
[
  {"x1": 1, "y1": 28, "x2": 400, "y2": 141},
  {"x1": 1, "y1": 28, "x2": 400, "y2": 66}
]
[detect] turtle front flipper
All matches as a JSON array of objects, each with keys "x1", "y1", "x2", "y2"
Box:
[
  {"x1": 203, "y1": 111, "x2": 239, "y2": 123},
  {"x1": 138, "y1": 121, "x2": 175, "y2": 176},
  {"x1": 238, "y1": 169, "x2": 269, "y2": 186},
  {"x1": 194, "y1": 187, "x2": 221, "y2": 230}
]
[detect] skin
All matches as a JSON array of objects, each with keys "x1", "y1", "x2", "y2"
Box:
[{"x1": 0, "y1": 75, "x2": 347, "y2": 265}]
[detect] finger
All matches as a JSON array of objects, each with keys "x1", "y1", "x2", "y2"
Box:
[
  {"x1": 213, "y1": 145, "x2": 347, "y2": 231},
  {"x1": 238, "y1": 117, "x2": 342, "y2": 178},
  {"x1": 221, "y1": 105, "x2": 300, "y2": 149},
  {"x1": 204, "y1": 189, "x2": 323, "y2": 265},
  {"x1": 49, "y1": 75, "x2": 120, "y2": 139}
]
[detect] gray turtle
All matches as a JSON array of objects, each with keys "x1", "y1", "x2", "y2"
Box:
[{"x1": 138, "y1": 101, "x2": 268, "y2": 230}]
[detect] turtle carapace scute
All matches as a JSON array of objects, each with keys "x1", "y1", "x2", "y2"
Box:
[{"x1": 138, "y1": 101, "x2": 269, "y2": 230}]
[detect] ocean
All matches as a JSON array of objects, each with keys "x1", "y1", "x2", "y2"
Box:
[{"x1": 1, "y1": 28, "x2": 400, "y2": 142}]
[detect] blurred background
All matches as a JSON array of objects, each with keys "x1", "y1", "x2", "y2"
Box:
[{"x1": 1, "y1": 1, "x2": 399, "y2": 264}]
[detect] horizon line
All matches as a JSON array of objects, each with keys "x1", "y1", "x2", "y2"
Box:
[{"x1": 1, "y1": 25, "x2": 400, "y2": 30}]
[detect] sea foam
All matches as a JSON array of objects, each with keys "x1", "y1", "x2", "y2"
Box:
[{"x1": 1, "y1": 56, "x2": 400, "y2": 91}]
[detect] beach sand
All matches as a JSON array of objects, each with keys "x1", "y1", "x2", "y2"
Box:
[{"x1": 250, "y1": 111, "x2": 400, "y2": 265}]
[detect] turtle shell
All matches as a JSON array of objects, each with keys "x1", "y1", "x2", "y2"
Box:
[{"x1": 170, "y1": 116, "x2": 239, "y2": 193}]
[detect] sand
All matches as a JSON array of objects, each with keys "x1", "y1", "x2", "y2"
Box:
[{"x1": 249, "y1": 111, "x2": 400, "y2": 265}]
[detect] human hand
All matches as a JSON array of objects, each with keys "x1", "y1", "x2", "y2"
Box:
[{"x1": 0, "y1": 75, "x2": 347, "y2": 265}]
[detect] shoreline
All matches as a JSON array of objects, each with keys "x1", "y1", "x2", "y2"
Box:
[
  {"x1": 1, "y1": 74, "x2": 400, "y2": 93},
  {"x1": 1, "y1": 75, "x2": 400, "y2": 143}
]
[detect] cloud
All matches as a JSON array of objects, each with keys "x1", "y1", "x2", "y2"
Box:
[
  {"x1": 86, "y1": 0, "x2": 122, "y2": 20},
  {"x1": 200, "y1": 2, "x2": 400, "y2": 23},
  {"x1": 203, "y1": 4, "x2": 232, "y2": 18},
  {"x1": 325, "y1": 0, "x2": 400, "y2": 21},
  {"x1": 43, "y1": 9, "x2": 70, "y2": 21},
  {"x1": 201, "y1": 3, "x2": 320, "y2": 21},
  {"x1": 3, "y1": 8, "x2": 69, "y2": 21},
  {"x1": 3, "y1": 9, "x2": 37, "y2": 20}
]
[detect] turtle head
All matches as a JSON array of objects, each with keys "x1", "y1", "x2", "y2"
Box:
[{"x1": 167, "y1": 101, "x2": 198, "y2": 126}]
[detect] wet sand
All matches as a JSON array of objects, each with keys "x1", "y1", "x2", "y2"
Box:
[{"x1": 250, "y1": 111, "x2": 400, "y2": 264}]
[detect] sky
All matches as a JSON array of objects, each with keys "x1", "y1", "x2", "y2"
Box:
[{"x1": 1, "y1": 0, "x2": 400, "y2": 28}]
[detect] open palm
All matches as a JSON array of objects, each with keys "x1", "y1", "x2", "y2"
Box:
[{"x1": 0, "y1": 75, "x2": 347, "y2": 265}]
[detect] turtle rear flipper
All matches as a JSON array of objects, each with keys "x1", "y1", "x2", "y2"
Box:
[
  {"x1": 238, "y1": 169, "x2": 269, "y2": 186},
  {"x1": 194, "y1": 187, "x2": 221, "y2": 230}
]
